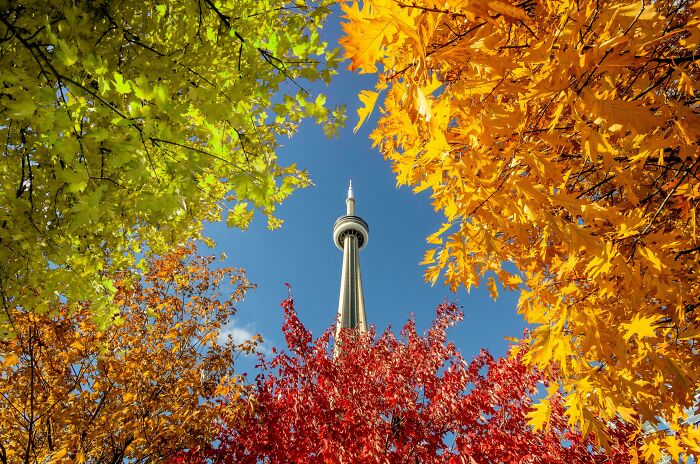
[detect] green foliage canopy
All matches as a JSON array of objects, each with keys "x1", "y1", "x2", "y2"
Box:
[{"x1": 0, "y1": 0, "x2": 343, "y2": 331}]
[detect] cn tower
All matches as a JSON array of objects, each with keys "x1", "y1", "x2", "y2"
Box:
[{"x1": 333, "y1": 181, "x2": 369, "y2": 342}]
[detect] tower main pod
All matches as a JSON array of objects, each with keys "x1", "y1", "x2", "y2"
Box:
[{"x1": 333, "y1": 181, "x2": 369, "y2": 345}]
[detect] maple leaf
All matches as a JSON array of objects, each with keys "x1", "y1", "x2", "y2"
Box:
[
  {"x1": 664, "y1": 435, "x2": 685, "y2": 462},
  {"x1": 622, "y1": 315, "x2": 658, "y2": 342},
  {"x1": 176, "y1": 300, "x2": 638, "y2": 463}
]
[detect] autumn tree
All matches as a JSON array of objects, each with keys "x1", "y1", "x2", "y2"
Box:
[
  {"x1": 341, "y1": 0, "x2": 700, "y2": 458},
  {"x1": 176, "y1": 299, "x2": 636, "y2": 463},
  {"x1": 0, "y1": 245, "x2": 256, "y2": 463},
  {"x1": 0, "y1": 0, "x2": 344, "y2": 331}
]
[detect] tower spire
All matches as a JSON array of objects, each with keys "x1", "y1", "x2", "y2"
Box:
[
  {"x1": 333, "y1": 181, "x2": 369, "y2": 349},
  {"x1": 346, "y1": 180, "x2": 355, "y2": 215}
]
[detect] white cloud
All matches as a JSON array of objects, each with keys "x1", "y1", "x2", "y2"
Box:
[{"x1": 218, "y1": 321, "x2": 271, "y2": 355}]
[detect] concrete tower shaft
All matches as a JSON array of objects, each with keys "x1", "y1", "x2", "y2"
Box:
[{"x1": 333, "y1": 181, "x2": 369, "y2": 340}]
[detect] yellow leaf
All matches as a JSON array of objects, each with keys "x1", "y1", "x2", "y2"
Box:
[
  {"x1": 678, "y1": 73, "x2": 696, "y2": 96},
  {"x1": 527, "y1": 398, "x2": 551, "y2": 431},
  {"x1": 488, "y1": 1, "x2": 529, "y2": 22},
  {"x1": 678, "y1": 324, "x2": 700, "y2": 340},
  {"x1": 664, "y1": 435, "x2": 685, "y2": 461},
  {"x1": 427, "y1": 222, "x2": 453, "y2": 245},
  {"x1": 415, "y1": 86, "x2": 431, "y2": 122},
  {"x1": 674, "y1": 119, "x2": 693, "y2": 144},
  {"x1": 70, "y1": 340, "x2": 85, "y2": 351},
  {"x1": 615, "y1": 405, "x2": 637, "y2": 423},
  {"x1": 504, "y1": 273, "x2": 522, "y2": 290},
  {"x1": 354, "y1": 90, "x2": 379, "y2": 133},
  {"x1": 548, "y1": 101, "x2": 565, "y2": 132},
  {"x1": 487, "y1": 276, "x2": 499, "y2": 300},
  {"x1": 421, "y1": 248, "x2": 437, "y2": 265},
  {"x1": 622, "y1": 314, "x2": 657, "y2": 342},
  {"x1": 639, "y1": 246, "x2": 663, "y2": 272},
  {"x1": 616, "y1": 1, "x2": 658, "y2": 21},
  {"x1": 453, "y1": 80, "x2": 499, "y2": 96},
  {"x1": 2, "y1": 353, "x2": 19, "y2": 367},
  {"x1": 642, "y1": 438, "x2": 663, "y2": 462}
]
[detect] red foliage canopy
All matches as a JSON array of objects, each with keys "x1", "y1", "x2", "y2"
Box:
[{"x1": 178, "y1": 299, "x2": 637, "y2": 463}]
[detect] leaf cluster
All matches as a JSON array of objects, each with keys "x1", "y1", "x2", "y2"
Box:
[
  {"x1": 341, "y1": 0, "x2": 700, "y2": 459},
  {"x1": 0, "y1": 245, "x2": 255, "y2": 463},
  {"x1": 0, "y1": 0, "x2": 343, "y2": 330},
  {"x1": 176, "y1": 299, "x2": 636, "y2": 463}
]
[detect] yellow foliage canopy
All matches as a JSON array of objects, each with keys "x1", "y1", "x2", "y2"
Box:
[
  {"x1": 0, "y1": 245, "x2": 255, "y2": 462},
  {"x1": 0, "y1": 0, "x2": 343, "y2": 331},
  {"x1": 342, "y1": 0, "x2": 700, "y2": 460}
]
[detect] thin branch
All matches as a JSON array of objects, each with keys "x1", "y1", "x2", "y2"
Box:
[
  {"x1": 394, "y1": 1, "x2": 468, "y2": 17},
  {"x1": 576, "y1": 174, "x2": 615, "y2": 199},
  {"x1": 202, "y1": 0, "x2": 245, "y2": 42},
  {"x1": 674, "y1": 245, "x2": 700, "y2": 260},
  {"x1": 466, "y1": 160, "x2": 518, "y2": 219},
  {"x1": 630, "y1": 156, "x2": 699, "y2": 257},
  {"x1": 149, "y1": 137, "x2": 249, "y2": 175},
  {"x1": 632, "y1": 68, "x2": 673, "y2": 101},
  {"x1": 648, "y1": 54, "x2": 700, "y2": 65}
]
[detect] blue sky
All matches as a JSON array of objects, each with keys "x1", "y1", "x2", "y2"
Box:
[{"x1": 204, "y1": 5, "x2": 527, "y2": 367}]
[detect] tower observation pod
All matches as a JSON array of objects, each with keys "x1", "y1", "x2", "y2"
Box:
[{"x1": 333, "y1": 181, "x2": 369, "y2": 345}]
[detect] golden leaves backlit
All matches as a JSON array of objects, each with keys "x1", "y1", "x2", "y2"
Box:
[
  {"x1": 0, "y1": 245, "x2": 254, "y2": 462},
  {"x1": 342, "y1": 0, "x2": 700, "y2": 459}
]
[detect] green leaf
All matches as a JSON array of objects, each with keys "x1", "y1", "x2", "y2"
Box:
[
  {"x1": 56, "y1": 39, "x2": 78, "y2": 67},
  {"x1": 112, "y1": 72, "x2": 131, "y2": 94},
  {"x1": 0, "y1": 0, "x2": 341, "y2": 338},
  {"x1": 226, "y1": 202, "x2": 254, "y2": 230}
]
